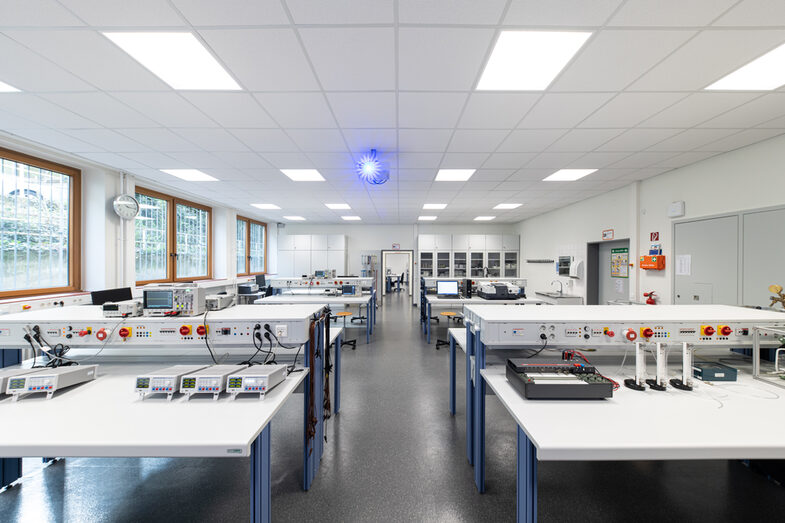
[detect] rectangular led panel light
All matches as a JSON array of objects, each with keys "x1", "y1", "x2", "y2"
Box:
[
  {"x1": 281, "y1": 169, "x2": 325, "y2": 181},
  {"x1": 103, "y1": 32, "x2": 241, "y2": 90},
  {"x1": 161, "y1": 169, "x2": 218, "y2": 181},
  {"x1": 341, "y1": 216, "x2": 361, "y2": 221},
  {"x1": 706, "y1": 42, "x2": 785, "y2": 91},
  {"x1": 423, "y1": 203, "x2": 447, "y2": 210},
  {"x1": 0, "y1": 80, "x2": 20, "y2": 92},
  {"x1": 435, "y1": 169, "x2": 475, "y2": 182},
  {"x1": 474, "y1": 216, "x2": 496, "y2": 221},
  {"x1": 494, "y1": 203, "x2": 522, "y2": 210},
  {"x1": 477, "y1": 31, "x2": 591, "y2": 91},
  {"x1": 418, "y1": 216, "x2": 437, "y2": 221},
  {"x1": 325, "y1": 203, "x2": 351, "y2": 210},
  {"x1": 251, "y1": 203, "x2": 281, "y2": 210},
  {"x1": 283, "y1": 216, "x2": 306, "y2": 221},
  {"x1": 543, "y1": 168, "x2": 597, "y2": 181}
]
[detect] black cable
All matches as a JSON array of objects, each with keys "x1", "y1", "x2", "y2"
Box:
[
  {"x1": 526, "y1": 337, "x2": 548, "y2": 358},
  {"x1": 264, "y1": 325, "x2": 301, "y2": 350},
  {"x1": 240, "y1": 329, "x2": 274, "y2": 366},
  {"x1": 24, "y1": 334, "x2": 42, "y2": 368},
  {"x1": 202, "y1": 310, "x2": 218, "y2": 364}
]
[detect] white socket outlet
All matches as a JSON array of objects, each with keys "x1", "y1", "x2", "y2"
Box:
[{"x1": 275, "y1": 325, "x2": 288, "y2": 338}]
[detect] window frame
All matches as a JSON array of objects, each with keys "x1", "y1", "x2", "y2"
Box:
[
  {"x1": 135, "y1": 186, "x2": 212, "y2": 285},
  {"x1": 0, "y1": 147, "x2": 81, "y2": 299},
  {"x1": 236, "y1": 216, "x2": 267, "y2": 276}
]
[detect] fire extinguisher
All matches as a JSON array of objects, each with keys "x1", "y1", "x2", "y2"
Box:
[{"x1": 644, "y1": 291, "x2": 656, "y2": 305}]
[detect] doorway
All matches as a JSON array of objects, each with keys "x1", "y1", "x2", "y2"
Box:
[
  {"x1": 381, "y1": 250, "x2": 413, "y2": 298},
  {"x1": 586, "y1": 239, "x2": 630, "y2": 305}
]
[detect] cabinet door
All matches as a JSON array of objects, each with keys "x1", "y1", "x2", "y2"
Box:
[
  {"x1": 311, "y1": 235, "x2": 328, "y2": 250},
  {"x1": 436, "y1": 251, "x2": 451, "y2": 277},
  {"x1": 327, "y1": 234, "x2": 345, "y2": 250},
  {"x1": 420, "y1": 252, "x2": 434, "y2": 277},
  {"x1": 452, "y1": 234, "x2": 469, "y2": 250},
  {"x1": 453, "y1": 252, "x2": 467, "y2": 278},
  {"x1": 485, "y1": 234, "x2": 502, "y2": 250},
  {"x1": 278, "y1": 234, "x2": 295, "y2": 250},
  {"x1": 293, "y1": 235, "x2": 311, "y2": 251},
  {"x1": 418, "y1": 234, "x2": 435, "y2": 250},
  {"x1": 327, "y1": 250, "x2": 346, "y2": 274},
  {"x1": 503, "y1": 234, "x2": 520, "y2": 250},
  {"x1": 434, "y1": 234, "x2": 452, "y2": 250},
  {"x1": 469, "y1": 234, "x2": 485, "y2": 251},
  {"x1": 487, "y1": 252, "x2": 501, "y2": 277},
  {"x1": 504, "y1": 252, "x2": 518, "y2": 277},
  {"x1": 311, "y1": 250, "x2": 328, "y2": 271},
  {"x1": 470, "y1": 252, "x2": 485, "y2": 277},
  {"x1": 293, "y1": 251, "x2": 311, "y2": 276},
  {"x1": 278, "y1": 251, "x2": 295, "y2": 277}
]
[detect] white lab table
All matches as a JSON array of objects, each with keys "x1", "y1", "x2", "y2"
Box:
[
  {"x1": 481, "y1": 364, "x2": 785, "y2": 522},
  {"x1": 0, "y1": 364, "x2": 308, "y2": 523}
]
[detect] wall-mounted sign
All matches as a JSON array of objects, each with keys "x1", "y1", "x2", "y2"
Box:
[
  {"x1": 611, "y1": 248, "x2": 629, "y2": 278},
  {"x1": 602, "y1": 229, "x2": 614, "y2": 240},
  {"x1": 650, "y1": 232, "x2": 659, "y2": 241},
  {"x1": 392, "y1": 243, "x2": 400, "y2": 250}
]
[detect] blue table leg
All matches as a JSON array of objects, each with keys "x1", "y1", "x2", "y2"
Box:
[
  {"x1": 517, "y1": 427, "x2": 537, "y2": 523},
  {"x1": 427, "y1": 302, "x2": 432, "y2": 344},
  {"x1": 250, "y1": 424, "x2": 272, "y2": 523},
  {"x1": 1, "y1": 349, "x2": 22, "y2": 489},
  {"x1": 465, "y1": 324, "x2": 474, "y2": 465},
  {"x1": 449, "y1": 335, "x2": 456, "y2": 415},
  {"x1": 303, "y1": 340, "x2": 313, "y2": 491},
  {"x1": 366, "y1": 305, "x2": 370, "y2": 344},
  {"x1": 335, "y1": 331, "x2": 341, "y2": 414},
  {"x1": 473, "y1": 333, "x2": 486, "y2": 492}
]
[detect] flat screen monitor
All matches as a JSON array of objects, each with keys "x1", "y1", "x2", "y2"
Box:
[
  {"x1": 342, "y1": 285, "x2": 355, "y2": 296},
  {"x1": 255, "y1": 274, "x2": 266, "y2": 287},
  {"x1": 314, "y1": 270, "x2": 325, "y2": 278},
  {"x1": 91, "y1": 287, "x2": 132, "y2": 305},
  {"x1": 436, "y1": 280, "x2": 459, "y2": 296},
  {"x1": 143, "y1": 290, "x2": 173, "y2": 309}
]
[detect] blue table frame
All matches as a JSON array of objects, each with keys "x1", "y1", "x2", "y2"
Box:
[{"x1": 0, "y1": 348, "x2": 21, "y2": 488}]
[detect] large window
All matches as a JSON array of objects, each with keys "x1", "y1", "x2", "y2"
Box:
[
  {"x1": 236, "y1": 217, "x2": 266, "y2": 276},
  {"x1": 135, "y1": 187, "x2": 211, "y2": 284},
  {"x1": 0, "y1": 148, "x2": 80, "y2": 298}
]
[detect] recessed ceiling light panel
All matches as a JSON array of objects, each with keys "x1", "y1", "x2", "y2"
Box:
[
  {"x1": 0, "y1": 80, "x2": 20, "y2": 92},
  {"x1": 251, "y1": 203, "x2": 281, "y2": 210},
  {"x1": 543, "y1": 168, "x2": 597, "y2": 181},
  {"x1": 341, "y1": 216, "x2": 362, "y2": 221},
  {"x1": 477, "y1": 31, "x2": 591, "y2": 91},
  {"x1": 283, "y1": 216, "x2": 306, "y2": 221},
  {"x1": 103, "y1": 32, "x2": 241, "y2": 90},
  {"x1": 474, "y1": 216, "x2": 496, "y2": 221},
  {"x1": 435, "y1": 169, "x2": 475, "y2": 182},
  {"x1": 325, "y1": 203, "x2": 351, "y2": 210},
  {"x1": 494, "y1": 203, "x2": 522, "y2": 210},
  {"x1": 161, "y1": 169, "x2": 218, "y2": 181},
  {"x1": 418, "y1": 216, "x2": 437, "y2": 221},
  {"x1": 423, "y1": 203, "x2": 447, "y2": 210},
  {"x1": 280, "y1": 169, "x2": 325, "y2": 181},
  {"x1": 706, "y1": 42, "x2": 785, "y2": 91}
]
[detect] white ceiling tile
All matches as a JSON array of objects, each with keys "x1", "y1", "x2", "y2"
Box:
[
  {"x1": 305, "y1": 152, "x2": 354, "y2": 169},
  {"x1": 230, "y1": 129, "x2": 299, "y2": 152},
  {"x1": 112, "y1": 92, "x2": 215, "y2": 128},
  {"x1": 326, "y1": 92, "x2": 396, "y2": 128},
  {"x1": 458, "y1": 93, "x2": 540, "y2": 129},
  {"x1": 300, "y1": 28, "x2": 394, "y2": 90},
  {"x1": 121, "y1": 152, "x2": 184, "y2": 169},
  {"x1": 645, "y1": 128, "x2": 739, "y2": 152},
  {"x1": 698, "y1": 93, "x2": 785, "y2": 128},
  {"x1": 481, "y1": 153, "x2": 537, "y2": 169},
  {"x1": 172, "y1": 0, "x2": 290, "y2": 25},
  {"x1": 342, "y1": 129, "x2": 397, "y2": 153},
  {"x1": 0, "y1": 33, "x2": 94, "y2": 92},
  {"x1": 398, "y1": 28, "x2": 495, "y2": 90},
  {"x1": 0, "y1": 94, "x2": 103, "y2": 129},
  {"x1": 399, "y1": 93, "x2": 467, "y2": 128},
  {"x1": 519, "y1": 93, "x2": 614, "y2": 128},
  {"x1": 116, "y1": 128, "x2": 199, "y2": 151},
  {"x1": 257, "y1": 152, "x2": 314, "y2": 168},
  {"x1": 175, "y1": 128, "x2": 250, "y2": 152},
  {"x1": 440, "y1": 153, "x2": 489, "y2": 168},
  {"x1": 608, "y1": 151, "x2": 679, "y2": 168},
  {"x1": 547, "y1": 129, "x2": 623, "y2": 152},
  {"x1": 696, "y1": 129, "x2": 785, "y2": 151},
  {"x1": 447, "y1": 130, "x2": 508, "y2": 153},
  {"x1": 66, "y1": 129, "x2": 149, "y2": 152},
  {"x1": 254, "y1": 93, "x2": 337, "y2": 128},
  {"x1": 714, "y1": 0, "x2": 785, "y2": 26},
  {"x1": 60, "y1": 0, "x2": 185, "y2": 25},
  {"x1": 399, "y1": 0, "x2": 507, "y2": 24},
  {"x1": 497, "y1": 130, "x2": 566, "y2": 152},
  {"x1": 567, "y1": 151, "x2": 631, "y2": 168},
  {"x1": 597, "y1": 128, "x2": 682, "y2": 151},
  {"x1": 639, "y1": 92, "x2": 760, "y2": 128},
  {"x1": 288, "y1": 129, "x2": 348, "y2": 152},
  {"x1": 608, "y1": 0, "x2": 737, "y2": 26},
  {"x1": 630, "y1": 30, "x2": 785, "y2": 91},
  {"x1": 78, "y1": 152, "x2": 147, "y2": 169},
  {"x1": 525, "y1": 152, "x2": 584, "y2": 169},
  {"x1": 41, "y1": 93, "x2": 155, "y2": 128},
  {"x1": 0, "y1": 110, "x2": 37, "y2": 129},
  {"x1": 181, "y1": 93, "x2": 276, "y2": 128},
  {"x1": 504, "y1": 0, "x2": 621, "y2": 26},
  {"x1": 579, "y1": 93, "x2": 687, "y2": 128},
  {"x1": 552, "y1": 30, "x2": 694, "y2": 91},
  {"x1": 7, "y1": 128, "x2": 103, "y2": 153},
  {"x1": 166, "y1": 151, "x2": 228, "y2": 169},
  {"x1": 654, "y1": 151, "x2": 720, "y2": 168},
  {"x1": 285, "y1": 0, "x2": 393, "y2": 24},
  {"x1": 200, "y1": 29, "x2": 319, "y2": 91},
  {"x1": 470, "y1": 170, "x2": 514, "y2": 182},
  {"x1": 0, "y1": 1, "x2": 84, "y2": 26},
  {"x1": 398, "y1": 169, "x2": 437, "y2": 181},
  {"x1": 398, "y1": 129, "x2": 452, "y2": 152},
  {"x1": 398, "y1": 153, "x2": 442, "y2": 169},
  {"x1": 214, "y1": 152, "x2": 271, "y2": 169}
]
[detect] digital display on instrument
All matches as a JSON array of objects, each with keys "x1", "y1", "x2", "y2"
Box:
[
  {"x1": 181, "y1": 377, "x2": 196, "y2": 389},
  {"x1": 135, "y1": 378, "x2": 150, "y2": 388},
  {"x1": 437, "y1": 280, "x2": 459, "y2": 296},
  {"x1": 342, "y1": 285, "x2": 355, "y2": 295},
  {"x1": 144, "y1": 290, "x2": 173, "y2": 309},
  {"x1": 8, "y1": 378, "x2": 26, "y2": 390}
]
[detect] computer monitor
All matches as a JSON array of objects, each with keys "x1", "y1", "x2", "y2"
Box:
[
  {"x1": 436, "y1": 280, "x2": 459, "y2": 296},
  {"x1": 255, "y1": 274, "x2": 266, "y2": 287},
  {"x1": 314, "y1": 270, "x2": 325, "y2": 278},
  {"x1": 342, "y1": 285, "x2": 356, "y2": 296}
]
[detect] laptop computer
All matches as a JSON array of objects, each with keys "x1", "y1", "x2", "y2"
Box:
[{"x1": 436, "y1": 280, "x2": 460, "y2": 299}]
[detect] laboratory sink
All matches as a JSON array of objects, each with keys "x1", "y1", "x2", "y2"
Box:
[{"x1": 536, "y1": 291, "x2": 569, "y2": 298}]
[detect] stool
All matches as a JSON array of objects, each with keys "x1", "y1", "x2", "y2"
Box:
[
  {"x1": 435, "y1": 312, "x2": 457, "y2": 350},
  {"x1": 335, "y1": 311, "x2": 356, "y2": 350}
]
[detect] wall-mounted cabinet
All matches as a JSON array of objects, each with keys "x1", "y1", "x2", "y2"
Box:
[
  {"x1": 453, "y1": 252, "x2": 467, "y2": 278},
  {"x1": 418, "y1": 234, "x2": 452, "y2": 251},
  {"x1": 417, "y1": 233, "x2": 520, "y2": 279},
  {"x1": 470, "y1": 252, "x2": 485, "y2": 277},
  {"x1": 469, "y1": 235, "x2": 486, "y2": 251},
  {"x1": 487, "y1": 252, "x2": 501, "y2": 277},
  {"x1": 436, "y1": 252, "x2": 450, "y2": 277},
  {"x1": 277, "y1": 234, "x2": 347, "y2": 276},
  {"x1": 504, "y1": 252, "x2": 518, "y2": 277},
  {"x1": 420, "y1": 252, "x2": 434, "y2": 277},
  {"x1": 502, "y1": 234, "x2": 519, "y2": 251}
]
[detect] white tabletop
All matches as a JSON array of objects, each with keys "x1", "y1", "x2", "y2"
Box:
[
  {"x1": 427, "y1": 296, "x2": 544, "y2": 306},
  {"x1": 256, "y1": 295, "x2": 371, "y2": 305},
  {"x1": 448, "y1": 328, "x2": 467, "y2": 352},
  {"x1": 481, "y1": 364, "x2": 785, "y2": 461},
  {"x1": 0, "y1": 364, "x2": 307, "y2": 458}
]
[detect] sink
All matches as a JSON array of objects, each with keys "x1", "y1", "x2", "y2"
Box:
[{"x1": 536, "y1": 291, "x2": 576, "y2": 298}]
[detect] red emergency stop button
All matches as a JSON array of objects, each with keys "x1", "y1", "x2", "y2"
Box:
[
  {"x1": 196, "y1": 325, "x2": 207, "y2": 336},
  {"x1": 606, "y1": 330, "x2": 615, "y2": 337},
  {"x1": 118, "y1": 327, "x2": 130, "y2": 338},
  {"x1": 180, "y1": 325, "x2": 191, "y2": 336},
  {"x1": 719, "y1": 325, "x2": 732, "y2": 336},
  {"x1": 625, "y1": 329, "x2": 637, "y2": 341}
]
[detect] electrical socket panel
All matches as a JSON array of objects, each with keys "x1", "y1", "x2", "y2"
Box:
[{"x1": 275, "y1": 324, "x2": 288, "y2": 338}]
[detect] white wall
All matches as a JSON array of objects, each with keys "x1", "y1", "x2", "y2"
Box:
[
  {"x1": 385, "y1": 252, "x2": 410, "y2": 276},
  {"x1": 517, "y1": 132, "x2": 785, "y2": 304}
]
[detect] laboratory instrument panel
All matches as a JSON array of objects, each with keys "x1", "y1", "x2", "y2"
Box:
[
  {"x1": 0, "y1": 368, "x2": 39, "y2": 394},
  {"x1": 102, "y1": 299, "x2": 143, "y2": 318},
  {"x1": 476, "y1": 282, "x2": 523, "y2": 300},
  {"x1": 143, "y1": 284, "x2": 206, "y2": 317},
  {"x1": 135, "y1": 364, "x2": 208, "y2": 400},
  {"x1": 464, "y1": 305, "x2": 785, "y2": 348},
  {"x1": 269, "y1": 277, "x2": 373, "y2": 290},
  {"x1": 506, "y1": 359, "x2": 614, "y2": 399},
  {"x1": 423, "y1": 277, "x2": 527, "y2": 295},
  {"x1": 4, "y1": 365, "x2": 97, "y2": 400},
  {"x1": 205, "y1": 294, "x2": 234, "y2": 311},
  {"x1": 180, "y1": 365, "x2": 246, "y2": 400},
  {"x1": 226, "y1": 365, "x2": 287, "y2": 399}
]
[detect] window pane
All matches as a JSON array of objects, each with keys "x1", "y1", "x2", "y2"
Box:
[
  {"x1": 249, "y1": 222, "x2": 265, "y2": 273},
  {"x1": 1, "y1": 158, "x2": 71, "y2": 292},
  {"x1": 236, "y1": 218, "x2": 247, "y2": 274},
  {"x1": 135, "y1": 193, "x2": 168, "y2": 281},
  {"x1": 176, "y1": 203, "x2": 209, "y2": 278}
]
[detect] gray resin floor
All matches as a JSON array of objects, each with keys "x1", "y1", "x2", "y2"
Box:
[{"x1": 2, "y1": 290, "x2": 785, "y2": 522}]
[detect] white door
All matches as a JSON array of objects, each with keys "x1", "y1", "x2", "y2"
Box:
[
  {"x1": 293, "y1": 251, "x2": 311, "y2": 276},
  {"x1": 311, "y1": 250, "x2": 328, "y2": 272},
  {"x1": 277, "y1": 251, "x2": 295, "y2": 277},
  {"x1": 328, "y1": 250, "x2": 346, "y2": 274},
  {"x1": 294, "y1": 235, "x2": 311, "y2": 251},
  {"x1": 311, "y1": 235, "x2": 328, "y2": 250}
]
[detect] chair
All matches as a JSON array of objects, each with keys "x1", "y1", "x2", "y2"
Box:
[
  {"x1": 435, "y1": 311, "x2": 458, "y2": 349},
  {"x1": 334, "y1": 311, "x2": 356, "y2": 350}
]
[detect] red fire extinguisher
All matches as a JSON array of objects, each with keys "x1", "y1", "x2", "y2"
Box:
[{"x1": 644, "y1": 291, "x2": 656, "y2": 305}]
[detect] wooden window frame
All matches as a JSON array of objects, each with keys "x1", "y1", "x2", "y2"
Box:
[
  {"x1": 236, "y1": 216, "x2": 267, "y2": 276},
  {"x1": 0, "y1": 147, "x2": 81, "y2": 299},
  {"x1": 135, "y1": 186, "x2": 212, "y2": 285}
]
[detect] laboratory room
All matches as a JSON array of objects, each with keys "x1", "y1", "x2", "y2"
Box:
[{"x1": 4, "y1": 2, "x2": 785, "y2": 523}]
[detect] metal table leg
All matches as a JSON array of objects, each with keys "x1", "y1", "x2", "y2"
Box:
[
  {"x1": 250, "y1": 424, "x2": 272, "y2": 523},
  {"x1": 335, "y1": 331, "x2": 341, "y2": 414},
  {"x1": 366, "y1": 304, "x2": 370, "y2": 344},
  {"x1": 465, "y1": 324, "x2": 474, "y2": 465},
  {"x1": 1, "y1": 349, "x2": 22, "y2": 489},
  {"x1": 449, "y1": 335, "x2": 456, "y2": 415},
  {"x1": 473, "y1": 332, "x2": 486, "y2": 492},
  {"x1": 427, "y1": 302, "x2": 432, "y2": 344},
  {"x1": 517, "y1": 427, "x2": 537, "y2": 523}
]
